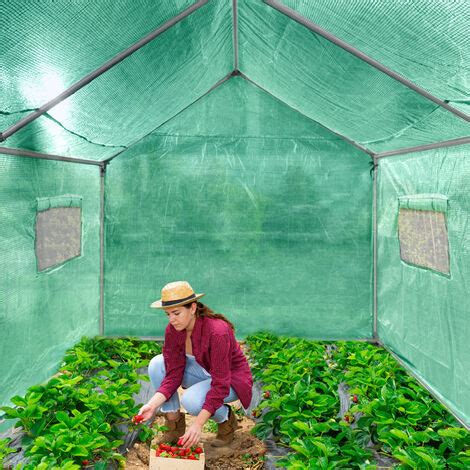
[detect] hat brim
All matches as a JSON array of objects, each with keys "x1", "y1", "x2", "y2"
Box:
[{"x1": 150, "y1": 293, "x2": 205, "y2": 309}]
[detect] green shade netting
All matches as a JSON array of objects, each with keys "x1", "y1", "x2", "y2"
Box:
[
  {"x1": 0, "y1": 155, "x2": 101, "y2": 427},
  {"x1": 0, "y1": 0, "x2": 232, "y2": 159},
  {"x1": 377, "y1": 144, "x2": 470, "y2": 425},
  {"x1": 238, "y1": 0, "x2": 470, "y2": 154},
  {"x1": 0, "y1": 0, "x2": 195, "y2": 111},
  {"x1": 0, "y1": 113, "x2": 124, "y2": 161},
  {"x1": 104, "y1": 76, "x2": 373, "y2": 339},
  {"x1": 281, "y1": 0, "x2": 470, "y2": 114}
]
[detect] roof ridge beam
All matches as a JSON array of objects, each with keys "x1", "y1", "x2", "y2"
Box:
[
  {"x1": 239, "y1": 72, "x2": 375, "y2": 158},
  {"x1": 264, "y1": 0, "x2": 470, "y2": 123},
  {"x1": 375, "y1": 137, "x2": 470, "y2": 159},
  {"x1": 0, "y1": 146, "x2": 103, "y2": 166},
  {"x1": 0, "y1": 0, "x2": 209, "y2": 143},
  {"x1": 104, "y1": 71, "x2": 234, "y2": 164}
]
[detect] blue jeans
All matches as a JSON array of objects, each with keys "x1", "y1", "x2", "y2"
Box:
[{"x1": 148, "y1": 354, "x2": 239, "y2": 423}]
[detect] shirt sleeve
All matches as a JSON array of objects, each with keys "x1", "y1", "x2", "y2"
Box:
[
  {"x1": 202, "y1": 334, "x2": 231, "y2": 415},
  {"x1": 156, "y1": 327, "x2": 186, "y2": 400}
]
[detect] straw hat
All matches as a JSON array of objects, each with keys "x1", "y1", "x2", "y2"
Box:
[{"x1": 150, "y1": 281, "x2": 205, "y2": 309}]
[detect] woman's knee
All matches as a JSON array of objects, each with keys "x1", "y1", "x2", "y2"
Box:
[
  {"x1": 148, "y1": 354, "x2": 165, "y2": 379},
  {"x1": 181, "y1": 391, "x2": 204, "y2": 416}
]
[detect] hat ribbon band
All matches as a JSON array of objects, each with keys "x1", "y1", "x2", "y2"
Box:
[{"x1": 161, "y1": 293, "x2": 196, "y2": 306}]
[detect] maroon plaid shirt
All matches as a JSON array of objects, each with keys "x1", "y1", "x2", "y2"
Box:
[{"x1": 157, "y1": 315, "x2": 253, "y2": 415}]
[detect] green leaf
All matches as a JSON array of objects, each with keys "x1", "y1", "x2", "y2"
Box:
[
  {"x1": 438, "y1": 427, "x2": 466, "y2": 439},
  {"x1": 390, "y1": 429, "x2": 410, "y2": 443},
  {"x1": 412, "y1": 447, "x2": 442, "y2": 467},
  {"x1": 292, "y1": 421, "x2": 311, "y2": 432}
]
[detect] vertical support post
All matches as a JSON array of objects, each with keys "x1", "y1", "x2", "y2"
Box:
[
  {"x1": 233, "y1": 0, "x2": 239, "y2": 71},
  {"x1": 99, "y1": 163, "x2": 106, "y2": 336},
  {"x1": 373, "y1": 157, "x2": 378, "y2": 339}
]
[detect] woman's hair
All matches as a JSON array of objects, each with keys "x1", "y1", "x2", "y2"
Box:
[{"x1": 185, "y1": 301, "x2": 235, "y2": 331}]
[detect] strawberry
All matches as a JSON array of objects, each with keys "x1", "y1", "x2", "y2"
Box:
[
  {"x1": 194, "y1": 446, "x2": 203, "y2": 454},
  {"x1": 132, "y1": 414, "x2": 144, "y2": 424},
  {"x1": 344, "y1": 415, "x2": 350, "y2": 422},
  {"x1": 352, "y1": 395, "x2": 358, "y2": 403},
  {"x1": 263, "y1": 391, "x2": 271, "y2": 399},
  {"x1": 81, "y1": 461, "x2": 90, "y2": 467}
]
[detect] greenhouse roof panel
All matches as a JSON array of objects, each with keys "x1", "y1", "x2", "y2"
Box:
[
  {"x1": 278, "y1": 0, "x2": 470, "y2": 111},
  {"x1": 0, "y1": 0, "x2": 196, "y2": 111}
]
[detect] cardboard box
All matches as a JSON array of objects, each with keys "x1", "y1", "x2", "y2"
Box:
[{"x1": 149, "y1": 440, "x2": 205, "y2": 470}]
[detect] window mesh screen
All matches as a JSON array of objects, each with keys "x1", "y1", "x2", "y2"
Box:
[
  {"x1": 398, "y1": 208, "x2": 450, "y2": 275},
  {"x1": 35, "y1": 207, "x2": 82, "y2": 272}
]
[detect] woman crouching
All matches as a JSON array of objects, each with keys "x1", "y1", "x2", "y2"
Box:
[{"x1": 138, "y1": 281, "x2": 253, "y2": 448}]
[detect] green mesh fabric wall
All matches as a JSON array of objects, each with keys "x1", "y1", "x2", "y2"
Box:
[
  {"x1": 105, "y1": 76, "x2": 372, "y2": 339},
  {"x1": 377, "y1": 145, "x2": 470, "y2": 425},
  {"x1": 0, "y1": 155, "x2": 101, "y2": 423}
]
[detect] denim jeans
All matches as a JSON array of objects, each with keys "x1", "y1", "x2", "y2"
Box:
[{"x1": 148, "y1": 353, "x2": 239, "y2": 423}]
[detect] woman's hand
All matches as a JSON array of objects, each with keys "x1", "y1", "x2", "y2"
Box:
[
  {"x1": 138, "y1": 403, "x2": 156, "y2": 423},
  {"x1": 178, "y1": 422, "x2": 202, "y2": 448}
]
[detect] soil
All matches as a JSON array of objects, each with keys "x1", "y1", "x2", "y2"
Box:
[{"x1": 124, "y1": 398, "x2": 266, "y2": 469}]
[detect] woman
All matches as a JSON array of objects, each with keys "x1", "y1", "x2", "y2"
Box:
[{"x1": 139, "y1": 281, "x2": 253, "y2": 448}]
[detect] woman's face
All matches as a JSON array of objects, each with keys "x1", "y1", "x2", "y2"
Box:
[{"x1": 164, "y1": 302, "x2": 196, "y2": 331}]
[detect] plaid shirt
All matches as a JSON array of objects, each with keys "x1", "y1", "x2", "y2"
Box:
[{"x1": 157, "y1": 315, "x2": 253, "y2": 415}]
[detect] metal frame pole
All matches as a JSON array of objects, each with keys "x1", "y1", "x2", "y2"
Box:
[
  {"x1": 263, "y1": 0, "x2": 469, "y2": 123},
  {"x1": 375, "y1": 137, "x2": 470, "y2": 159},
  {"x1": 373, "y1": 157, "x2": 378, "y2": 339},
  {"x1": 0, "y1": 146, "x2": 102, "y2": 166},
  {"x1": 99, "y1": 163, "x2": 106, "y2": 335},
  {"x1": 239, "y1": 72, "x2": 374, "y2": 158},
  {"x1": 0, "y1": 0, "x2": 209, "y2": 142},
  {"x1": 233, "y1": 0, "x2": 239, "y2": 71}
]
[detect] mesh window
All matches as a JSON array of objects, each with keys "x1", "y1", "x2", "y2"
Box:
[
  {"x1": 35, "y1": 196, "x2": 82, "y2": 272},
  {"x1": 397, "y1": 195, "x2": 450, "y2": 275}
]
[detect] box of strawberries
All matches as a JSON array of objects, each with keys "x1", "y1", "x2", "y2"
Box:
[{"x1": 149, "y1": 439, "x2": 205, "y2": 469}]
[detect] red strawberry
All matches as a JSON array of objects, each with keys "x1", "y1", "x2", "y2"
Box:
[
  {"x1": 81, "y1": 461, "x2": 90, "y2": 467},
  {"x1": 352, "y1": 395, "x2": 358, "y2": 403},
  {"x1": 263, "y1": 391, "x2": 271, "y2": 399},
  {"x1": 194, "y1": 446, "x2": 203, "y2": 454},
  {"x1": 344, "y1": 415, "x2": 350, "y2": 422}
]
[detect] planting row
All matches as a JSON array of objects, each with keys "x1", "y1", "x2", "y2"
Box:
[
  {"x1": 245, "y1": 333, "x2": 469, "y2": 469},
  {"x1": 0, "y1": 337, "x2": 161, "y2": 469}
]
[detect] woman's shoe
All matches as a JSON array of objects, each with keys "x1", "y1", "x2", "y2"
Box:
[{"x1": 210, "y1": 405, "x2": 238, "y2": 447}]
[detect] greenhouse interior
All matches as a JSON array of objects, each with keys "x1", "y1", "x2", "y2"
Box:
[{"x1": 1, "y1": 0, "x2": 469, "y2": 468}]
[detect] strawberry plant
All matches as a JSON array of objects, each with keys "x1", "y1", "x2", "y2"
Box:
[
  {"x1": 1, "y1": 336, "x2": 161, "y2": 469},
  {"x1": 0, "y1": 438, "x2": 16, "y2": 467},
  {"x1": 246, "y1": 333, "x2": 469, "y2": 469}
]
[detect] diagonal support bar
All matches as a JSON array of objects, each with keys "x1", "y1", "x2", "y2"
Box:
[
  {"x1": 264, "y1": 0, "x2": 470, "y2": 123},
  {"x1": 375, "y1": 137, "x2": 470, "y2": 159},
  {"x1": 239, "y1": 72, "x2": 375, "y2": 158},
  {"x1": 0, "y1": 0, "x2": 209, "y2": 142},
  {"x1": 0, "y1": 146, "x2": 103, "y2": 166},
  {"x1": 104, "y1": 71, "x2": 234, "y2": 164}
]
